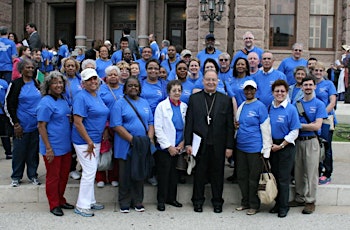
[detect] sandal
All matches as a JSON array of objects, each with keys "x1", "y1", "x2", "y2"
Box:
[
  {"x1": 246, "y1": 209, "x2": 258, "y2": 215},
  {"x1": 235, "y1": 206, "x2": 249, "y2": 211}
]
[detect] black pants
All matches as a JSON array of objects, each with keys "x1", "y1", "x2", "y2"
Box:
[
  {"x1": 270, "y1": 144, "x2": 295, "y2": 211},
  {"x1": 155, "y1": 150, "x2": 178, "y2": 203},
  {"x1": 192, "y1": 144, "x2": 225, "y2": 207},
  {"x1": 236, "y1": 149, "x2": 262, "y2": 209},
  {"x1": 118, "y1": 157, "x2": 144, "y2": 208}
]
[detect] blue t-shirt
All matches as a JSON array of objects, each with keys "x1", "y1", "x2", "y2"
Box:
[
  {"x1": 37, "y1": 95, "x2": 72, "y2": 156},
  {"x1": 111, "y1": 50, "x2": 123, "y2": 65},
  {"x1": 58, "y1": 44, "x2": 69, "y2": 58},
  {"x1": 41, "y1": 50, "x2": 54, "y2": 72},
  {"x1": 76, "y1": 54, "x2": 85, "y2": 62},
  {"x1": 180, "y1": 79, "x2": 195, "y2": 104},
  {"x1": 135, "y1": 58, "x2": 148, "y2": 80},
  {"x1": 269, "y1": 103, "x2": 301, "y2": 140},
  {"x1": 236, "y1": 100, "x2": 268, "y2": 153},
  {"x1": 96, "y1": 58, "x2": 113, "y2": 78},
  {"x1": 0, "y1": 38, "x2": 17, "y2": 71},
  {"x1": 63, "y1": 75, "x2": 82, "y2": 108},
  {"x1": 160, "y1": 59, "x2": 179, "y2": 74},
  {"x1": 196, "y1": 48, "x2": 222, "y2": 73},
  {"x1": 229, "y1": 76, "x2": 253, "y2": 106},
  {"x1": 293, "y1": 97, "x2": 328, "y2": 137},
  {"x1": 277, "y1": 57, "x2": 307, "y2": 85},
  {"x1": 98, "y1": 83, "x2": 124, "y2": 109},
  {"x1": 315, "y1": 80, "x2": 337, "y2": 110},
  {"x1": 71, "y1": 90, "x2": 110, "y2": 144},
  {"x1": 160, "y1": 47, "x2": 168, "y2": 60},
  {"x1": 230, "y1": 46, "x2": 264, "y2": 68},
  {"x1": 171, "y1": 103, "x2": 184, "y2": 146},
  {"x1": 219, "y1": 69, "x2": 234, "y2": 84},
  {"x1": 253, "y1": 69, "x2": 287, "y2": 107},
  {"x1": 16, "y1": 80, "x2": 41, "y2": 132},
  {"x1": 110, "y1": 96, "x2": 153, "y2": 160},
  {"x1": 140, "y1": 79, "x2": 167, "y2": 115},
  {"x1": 0, "y1": 79, "x2": 8, "y2": 114},
  {"x1": 150, "y1": 41, "x2": 160, "y2": 60}
]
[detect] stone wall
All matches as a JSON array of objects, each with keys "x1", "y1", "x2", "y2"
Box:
[{"x1": 0, "y1": 0, "x2": 12, "y2": 30}]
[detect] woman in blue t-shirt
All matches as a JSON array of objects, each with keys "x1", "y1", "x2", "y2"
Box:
[
  {"x1": 37, "y1": 71, "x2": 74, "y2": 216},
  {"x1": 5, "y1": 59, "x2": 41, "y2": 187},
  {"x1": 269, "y1": 80, "x2": 301, "y2": 218},
  {"x1": 312, "y1": 62, "x2": 337, "y2": 185},
  {"x1": 71, "y1": 68, "x2": 110, "y2": 217},
  {"x1": 235, "y1": 80, "x2": 272, "y2": 215},
  {"x1": 110, "y1": 76, "x2": 154, "y2": 213}
]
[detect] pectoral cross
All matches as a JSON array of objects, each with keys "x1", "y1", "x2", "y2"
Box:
[{"x1": 207, "y1": 115, "x2": 211, "y2": 125}]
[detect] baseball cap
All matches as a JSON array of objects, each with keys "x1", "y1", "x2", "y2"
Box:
[
  {"x1": 81, "y1": 68, "x2": 98, "y2": 81},
  {"x1": 205, "y1": 33, "x2": 215, "y2": 40},
  {"x1": 181, "y1": 49, "x2": 192, "y2": 57},
  {"x1": 104, "y1": 40, "x2": 112, "y2": 46},
  {"x1": 243, "y1": 80, "x2": 257, "y2": 89}
]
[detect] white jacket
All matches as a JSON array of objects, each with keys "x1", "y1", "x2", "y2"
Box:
[{"x1": 154, "y1": 97, "x2": 187, "y2": 150}]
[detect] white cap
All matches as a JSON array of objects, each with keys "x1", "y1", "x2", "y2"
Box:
[
  {"x1": 81, "y1": 68, "x2": 98, "y2": 81},
  {"x1": 243, "y1": 80, "x2": 257, "y2": 89},
  {"x1": 104, "y1": 40, "x2": 112, "y2": 46},
  {"x1": 180, "y1": 49, "x2": 192, "y2": 57}
]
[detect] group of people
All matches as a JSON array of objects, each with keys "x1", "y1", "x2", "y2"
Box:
[{"x1": 0, "y1": 24, "x2": 340, "y2": 219}]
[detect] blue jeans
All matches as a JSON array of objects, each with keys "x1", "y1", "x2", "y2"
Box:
[
  {"x1": 319, "y1": 131, "x2": 334, "y2": 178},
  {"x1": 11, "y1": 130, "x2": 39, "y2": 180}
]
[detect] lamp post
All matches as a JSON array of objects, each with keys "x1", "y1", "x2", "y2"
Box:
[{"x1": 200, "y1": 0, "x2": 225, "y2": 34}]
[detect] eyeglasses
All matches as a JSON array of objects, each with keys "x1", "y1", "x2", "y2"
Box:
[
  {"x1": 314, "y1": 69, "x2": 324, "y2": 72},
  {"x1": 294, "y1": 49, "x2": 302, "y2": 52},
  {"x1": 219, "y1": 59, "x2": 228, "y2": 62},
  {"x1": 262, "y1": 57, "x2": 272, "y2": 60},
  {"x1": 147, "y1": 67, "x2": 159, "y2": 71},
  {"x1": 244, "y1": 37, "x2": 254, "y2": 40},
  {"x1": 274, "y1": 90, "x2": 286, "y2": 93},
  {"x1": 127, "y1": 84, "x2": 139, "y2": 88},
  {"x1": 177, "y1": 67, "x2": 187, "y2": 70}
]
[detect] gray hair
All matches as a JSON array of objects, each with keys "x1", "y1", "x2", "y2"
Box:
[
  {"x1": 219, "y1": 52, "x2": 231, "y2": 60},
  {"x1": 81, "y1": 59, "x2": 96, "y2": 70},
  {"x1": 292, "y1": 43, "x2": 303, "y2": 50},
  {"x1": 243, "y1": 31, "x2": 254, "y2": 40},
  {"x1": 293, "y1": 66, "x2": 309, "y2": 76},
  {"x1": 17, "y1": 58, "x2": 35, "y2": 73},
  {"x1": 40, "y1": 71, "x2": 67, "y2": 96},
  {"x1": 162, "y1": 40, "x2": 170, "y2": 47},
  {"x1": 105, "y1": 65, "x2": 120, "y2": 76}
]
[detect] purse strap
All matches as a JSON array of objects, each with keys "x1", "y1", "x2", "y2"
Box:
[{"x1": 123, "y1": 95, "x2": 148, "y2": 135}]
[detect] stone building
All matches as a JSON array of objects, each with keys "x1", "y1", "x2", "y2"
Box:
[{"x1": 1, "y1": 0, "x2": 350, "y2": 64}]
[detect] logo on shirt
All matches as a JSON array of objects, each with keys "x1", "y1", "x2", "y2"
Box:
[
  {"x1": 247, "y1": 111, "x2": 257, "y2": 117},
  {"x1": 156, "y1": 90, "x2": 162, "y2": 96},
  {"x1": 0, "y1": 42, "x2": 11, "y2": 51},
  {"x1": 277, "y1": 115, "x2": 285, "y2": 123},
  {"x1": 309, "y1": 106, "x2": 316, "y2": 113},
  {"x1": 143, "y1": 107, "x2": 150, "y2": 114}
]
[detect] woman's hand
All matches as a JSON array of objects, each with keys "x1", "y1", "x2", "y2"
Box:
[
  {"x1": 84, "y1": 142, "x2": 96, "y2": 159},
  {"x1": 14, "y1": 123, "x2": 23, "y2": 139},
  {"x1": 45, "y1": 149, "x2": 55, "y2": 163},
  {"x1": 168, "y1": 146, "x2": 178, "y2": 156}
]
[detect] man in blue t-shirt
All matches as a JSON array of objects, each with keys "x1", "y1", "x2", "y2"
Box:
[
  {"x1": 136, "y1": 46, "x2": 153, "y2": 80},
  {"x1": 278, "y1": 43, "x2": 308, "y2": 85},
  {"x1": 160, "y1": 45, "x2": 179, "y2": 75},
  {"x1": 0, "y1": 26, "x2": 17, "y2": 83},
  {"x1": 290, "y1": 76, "x2": 328, "y2": 215},
  {"x1": 230, "y1": 31, "x2": 263, "y2": 69},
  {"x1": 149, "y1": 34, "x2": 160, "y2": 60},
  {"x1": 197, "y1": 33, "x2": 222, "y2": 74}
]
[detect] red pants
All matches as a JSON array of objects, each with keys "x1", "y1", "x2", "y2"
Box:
[
  {"x1": 44, "y1": 152, "x2": 72, "y2": 210},
  {"x1": 95, "y1": 158, "x2": 119, "y2": 183}
]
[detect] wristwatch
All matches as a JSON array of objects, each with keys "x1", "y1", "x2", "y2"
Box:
[{"x1": 279, "y1": 143, "x2": 285, "y2": 149}]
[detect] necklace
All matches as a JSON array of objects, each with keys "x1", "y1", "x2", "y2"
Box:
[{"x1": 205, "y1": 94, "x2": 216, "y2": 125}]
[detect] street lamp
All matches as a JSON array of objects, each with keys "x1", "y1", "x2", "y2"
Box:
[{"x1": 200, "y1": 0, "x2": 225, "y2": 34}]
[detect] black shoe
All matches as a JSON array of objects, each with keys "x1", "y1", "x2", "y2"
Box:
[
  {"x1": 5, "y1": 155, "x2": 12, "y2": 160},
  {"x1": 194, "y1": 205, "x2": 203, "y2": 212},
  {"x1": 50, "y1": 207, "x2": 64, "y2": 216},
  {"x1": 213, "y1": 206, "x2": 222, "y2": 213},
  {"x1": 226, "y1": 175, "x2": 234, "y2": 181},
  {"x1": 157, "y1": 203, "x2": 165, "y2": 211},
  {"x1": 278, "y1": 209, "x2": 289, "y2": 218},
  {"x1": 166, "y1": 201, "x2": 183, "y2": 208},
  {"x1": 269, "y1": 205, "x2": 279, "y2": 214},
  {"x1": 61, "y1": 203, "x2": 74, "y2": 209}
]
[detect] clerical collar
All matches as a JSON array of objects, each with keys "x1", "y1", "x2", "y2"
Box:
[
  {"x1": 204, "y1": 90, "x2": 216, "y2": 97},
  {"x1": 169, "y1": 97, "x2": 181, "y2": 106}
]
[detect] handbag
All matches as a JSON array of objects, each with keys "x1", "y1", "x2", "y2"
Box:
[
  {"x1": 97, "y1": 139, "x2": 113, "y2": 171},
  {"x1": 258, "y1": 157, "x2": 278, "y2": 205},
  {"x1": 296, "y1": 101, "x2": 329, "y2": 162}
]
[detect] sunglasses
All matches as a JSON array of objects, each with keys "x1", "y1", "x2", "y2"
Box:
[{"x1": 219, "y1": 59, "x2": 228, "y2": 62}]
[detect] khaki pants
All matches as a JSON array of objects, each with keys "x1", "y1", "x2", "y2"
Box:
[{"x1": 295, "y1": 138, "x2": 319, "y2": 204}]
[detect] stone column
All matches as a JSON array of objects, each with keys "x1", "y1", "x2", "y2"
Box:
[
  {"x1": 75, "y1": 0, "x2": 87, "y2": 50},
  {"x1": 138, "y1": 0, "x2": 149, "y2": 48}
]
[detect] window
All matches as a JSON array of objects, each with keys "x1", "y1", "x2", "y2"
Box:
[
  {"x1": 309, "y1": 0, "x2": 335, "y2": 49},
  {"x1": 269, "y1": 0, "x2": 296, "y2": 48}
]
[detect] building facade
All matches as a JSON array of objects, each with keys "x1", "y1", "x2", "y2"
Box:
[{"x1": 1, "y1": 0, "x2": 350, "y2": 64}]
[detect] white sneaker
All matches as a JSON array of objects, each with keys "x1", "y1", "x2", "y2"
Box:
[
  {"x1": 111, "y1": 181, "x2": 119, "y2": 187},
  {"x1": 70, "y1": 171, "x2": 81, "y2": 180},
  {"x1": 96, "y1": 181, "x2": 105, "y2": 188}
]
